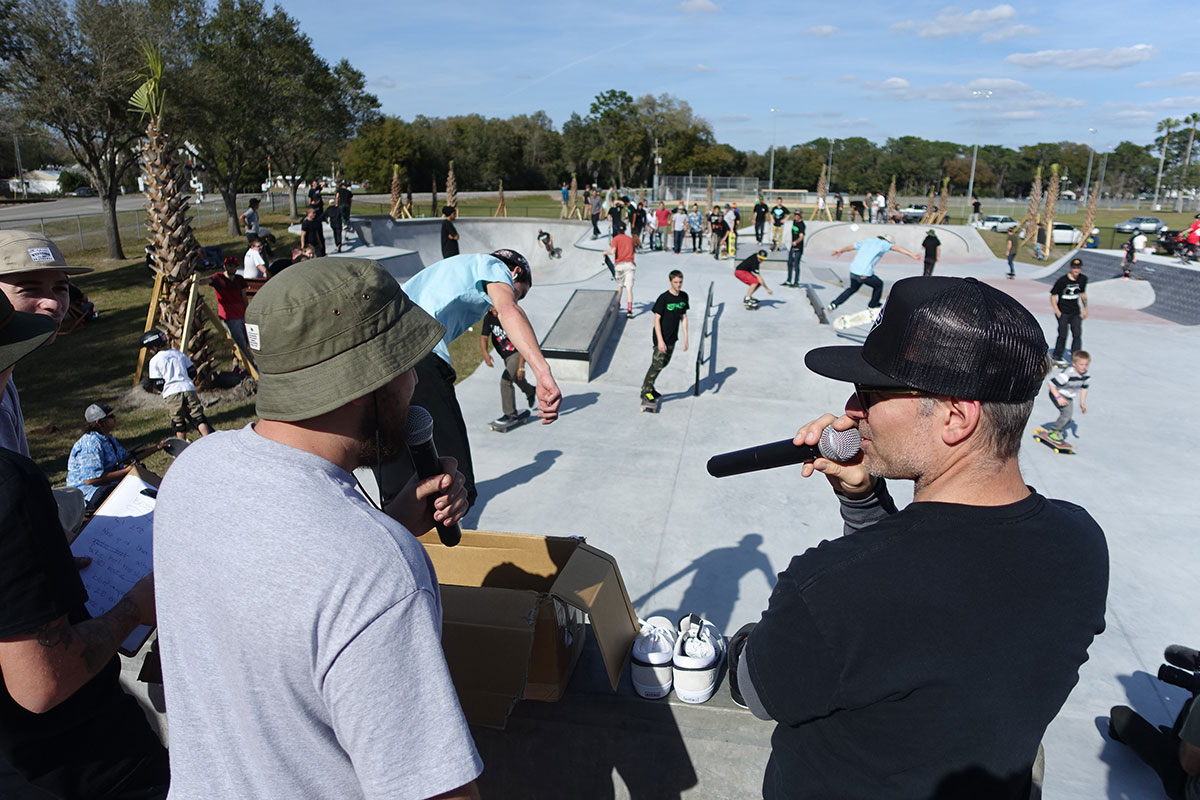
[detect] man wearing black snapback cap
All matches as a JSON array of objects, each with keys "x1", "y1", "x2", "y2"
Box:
[{"x1": 735, "y1": 276, "x2": 1109, "y2": 799}]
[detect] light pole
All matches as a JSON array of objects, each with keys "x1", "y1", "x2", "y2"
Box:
[
  {"x1": 768, "y1": 108, "x2": 777, "y2": 193},
  {"x1": 1082, "y1": 128, "x2": 1097, "y2": 200},
  {"x1": 965, "y1": 89, "x2": 992, "y2": 213},
  {"x1": 827, "y1": 138, "x2": 835, "y2": 189}
]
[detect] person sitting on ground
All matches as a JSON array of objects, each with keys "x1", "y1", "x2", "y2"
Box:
[
  {"x1": 479, "y1": 306, "x2": 537, "y2": 424},
  {"x1": 1109, "y1": 695, "x2": 1200, "y2": 800},
  {"x1": 241, "y1": 237, "x2": 267, "y2": 279},
  {"x1": 66, "y1": 403, "x2": 160, "y2": 512},
  {"x1": 735, "y1": 250, "x2": 774, "y2": 309},
  {"x1": 140, "y1": 329, "x2": 215, "y2": 441}
]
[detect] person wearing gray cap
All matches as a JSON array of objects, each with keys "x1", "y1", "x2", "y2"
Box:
[
  {"x1": 65, "y1": 403, "x2": 165, "y2": 512},
  {"x1": 0, "y1": 292, "x2": 168, "y2": 798},
  {"x1": 0, "y1": 230, "x2": 93, "y2": 456},
  {"x1": 730, "y1": 277, "x2": 1108, "y2": 799},
  {"x1": 153, "y1": 257, "x2": 481, "y2": 800}
]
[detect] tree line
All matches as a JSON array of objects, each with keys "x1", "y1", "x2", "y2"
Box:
[{"x1": 0, "y1": 0, "x2": 378, "y2": 259}]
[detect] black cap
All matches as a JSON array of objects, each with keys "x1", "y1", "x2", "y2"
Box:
[
  {"x1": 1069, "y1": 257, "x2": 1083, "y2": 267},
  {"x1": 805, "y1": 277, "x2": 1047, "y2": 401}
]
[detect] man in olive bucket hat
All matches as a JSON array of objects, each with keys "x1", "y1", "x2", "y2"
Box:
[{"x1": 153, "y1": 258, "x2": 482, "y2": 800}]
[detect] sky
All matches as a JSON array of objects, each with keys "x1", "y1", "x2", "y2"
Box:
[{"x1": 273, "y1": 0, "x2": 1197, "y2": 155}]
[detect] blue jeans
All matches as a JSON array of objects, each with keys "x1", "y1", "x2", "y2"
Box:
[
  {"x1": 787, "y1": 247, "x2": 803, "y2": 284},
  {"x1": 831, "y1": 274, "x2": 883, "y2": 308}
]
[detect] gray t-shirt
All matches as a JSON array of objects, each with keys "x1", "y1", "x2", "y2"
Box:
[
  {"x1": 154, "y1": 425, "x2": 481, "y2": 800},
  {"x1": 0, "y1": 379, "x2": 29, "y2": 456},
  {"x1": 243, "y1": 206, "x2": 260, "y2": 235}
]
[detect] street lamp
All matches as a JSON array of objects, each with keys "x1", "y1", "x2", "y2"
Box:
[
  {"x1": 1082, "y1": 128, "x2": 1097, "y2": 200},
  {"x1": 768, "y1": 108, "x2": 777, "y2": 193},
  {"x1": 965, "y1": 89, "x2": 992, "y2": 215},
  {"x1": 827, "y1": 138, "x2": 835, "y2": 188}
]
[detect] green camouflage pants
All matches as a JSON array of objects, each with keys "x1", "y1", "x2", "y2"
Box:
[{"x1": 641, "y1": 343, "x2": 675, "y2": 394}]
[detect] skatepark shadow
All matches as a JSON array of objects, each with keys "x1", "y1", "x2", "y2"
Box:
[
  {"x1": 631, "y1": 533, "x2": 776, "y2": 633},
  {"x1": 1094, "y1": 671, "x2": 1187, "y2": 798},
  {"x1": 466, "y1": 449, "x2": 562, "y2": 527},
  {"x1": 751, "y1": 298, "x2": 785, "y2": 310},
  {"x1": 556, "y1": 391, "x2": 599, "y2": 417}
]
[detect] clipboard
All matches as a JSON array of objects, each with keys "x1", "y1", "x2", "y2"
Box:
[{"x1": 68, "y1": 466, "x2": 161, "y2": 656}]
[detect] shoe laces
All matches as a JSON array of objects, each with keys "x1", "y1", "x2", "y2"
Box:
[{"x1": 680, "y1": 621, "x2": 716, "y2": 660}]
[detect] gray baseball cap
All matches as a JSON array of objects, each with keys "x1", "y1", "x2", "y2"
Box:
[{"x1": 0, "y1": 231, "x2": 93, "y2": 276}]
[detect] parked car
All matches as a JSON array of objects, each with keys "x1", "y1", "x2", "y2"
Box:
[
  {"x1": 1114, "y1": 216, "x2": 1169, "y2": 233},
  {"x1": 71, "y1": 186, "x2": 96, "y2": 197},
  {"x1": 1052, "y1": 223, "x2": 1083, "y2": 245},
  {"x1": 899, "y1": 204, "x2": 927, "y2": 224},
  {"x1": 973, "y1": 214, "x2": 1019, "y2": 233}
]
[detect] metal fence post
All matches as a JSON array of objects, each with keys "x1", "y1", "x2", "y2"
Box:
[
  {"x1": 77, "y1": 216, "x2": 84, "y2": 250},
  {"x1": 39, "y1": 218, "x2": 45, "y2": 237}
]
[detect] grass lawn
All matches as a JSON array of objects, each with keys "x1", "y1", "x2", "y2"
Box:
[
  {"x1": 16, "y1": 208, "x2": 485, "y2": 485},
  {"x1": 353, "y1": 192, "x2": 565, "y2": 220}
]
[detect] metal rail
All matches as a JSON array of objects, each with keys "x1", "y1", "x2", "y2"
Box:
[{"x1": 694, "y1": 281, "x2": 715, "y2": 396}]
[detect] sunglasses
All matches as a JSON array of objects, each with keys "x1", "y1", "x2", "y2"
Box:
[{"x1": 853, "y1": 385, "x2": 928, "y2": 410}]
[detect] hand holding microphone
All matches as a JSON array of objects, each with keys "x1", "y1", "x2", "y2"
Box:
[{"x1": 403, "y1": 406, "x2": 465, "y2": 547}]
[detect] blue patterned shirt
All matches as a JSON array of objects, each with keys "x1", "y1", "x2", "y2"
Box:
[{"x1": 66, "y1": 431, "x2": 129, "y2": 501}]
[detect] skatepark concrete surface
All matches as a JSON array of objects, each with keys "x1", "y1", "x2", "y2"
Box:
[{"x1": 129, "y1": 222, "x2": 1198, "y2": 798}]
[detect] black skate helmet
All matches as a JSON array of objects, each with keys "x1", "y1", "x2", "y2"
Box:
[
  {"x1": 140, "y1": 329, "x2": 168, "y2": 349},
  {"x1": 490, "y1": 249, "x2": 532, "y2": 285}
]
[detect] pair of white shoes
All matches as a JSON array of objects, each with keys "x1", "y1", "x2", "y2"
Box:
[{"x1": 631, "y1": 614, "x2": 726, "y2": 703}]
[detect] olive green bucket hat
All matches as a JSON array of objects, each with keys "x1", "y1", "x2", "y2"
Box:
[{"x1": 245, "y1": 257, "x2": 445, "y2": 422}]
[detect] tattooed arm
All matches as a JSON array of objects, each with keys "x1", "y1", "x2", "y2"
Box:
[{"x1": 0, "y1": 574, "x2": 155, "y2": 714}]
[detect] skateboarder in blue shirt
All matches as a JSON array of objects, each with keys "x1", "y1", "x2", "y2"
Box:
[{"x1": 826, "y1": 235, "x2": 920, "y2": 312}]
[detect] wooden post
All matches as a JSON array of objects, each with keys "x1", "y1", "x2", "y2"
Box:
[
  {"x1": 200, "y1": 298, "x2": 258, "y2": 380},
  {"x1": 493, "y1": 180, "x2": 507, "y2": 217},
  {"x1": 180, "y1": 273, "x2": 201, "y2": 360},
  {"x1": 132, "y1": 270, "x2": 166, "y2": 386}
]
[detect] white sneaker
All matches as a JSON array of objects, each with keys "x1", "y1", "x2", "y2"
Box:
[
  {"x1": 672, "y1": 614, "x2": 726, "y2": 704},
  {"x1": 631, "y1": 616, "x2": 678, "y2": 699}
]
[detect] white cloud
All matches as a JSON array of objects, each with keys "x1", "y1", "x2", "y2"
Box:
[
  {"x1": 676, "y1": 0, "x2": 719, "y2": 11},
  {"x1": 864, "y1": 77, "x2": 911, "y2": 91},
  {"x1": 916, "y1": 4, "x2": 1018, "y2": 38},
  {"x1": 814, "y1": 117, "x2": 872, "y2": 129},
  {"x1": 980, "y1": 23, "x2": 1040, "y2": 42},
  {"x1": 1102, "y1": 96, "x2": 1200, "y2": 114},
  {"x1": 1005, "y1": 44, "x2": 1157, "y2": 69},
  {"x1": 1136, "y1": 72, "x2": 1200, "y2": 89},
  {"x1": 838, "y1": 74, "x2": 857, "y2": 83},
  {"x1": 374, "y1": 76, "x2": 396, "y2": 89},
  {"x1": 890, "y1": 21, "x2": 914, "y2": 32},
  {"x1": 807, "y1": 25, "x2": 838, "y2": 36},
  {"x1": 996, "y1": 110, "x2": 1044, "y2": 120},
  {"x1": 694, "y1": 64, "x2": 713, "y2": 72}
]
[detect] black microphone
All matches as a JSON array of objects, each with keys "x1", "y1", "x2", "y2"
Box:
[
  {"x1": 707, "y1": 426, "x2": 861, "y2": 478},
  {"x1": 404, "y1": 406, "x2": 462, "y2": 547}
]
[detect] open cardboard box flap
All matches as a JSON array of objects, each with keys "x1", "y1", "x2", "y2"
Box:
[{"x1": 549, "y1": 542, "x2": 639, "y2": 690}]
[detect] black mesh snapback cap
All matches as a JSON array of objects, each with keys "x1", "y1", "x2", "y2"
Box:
[{"x1": 805, "y1": 276, "x2": 1047, "y2": 401}]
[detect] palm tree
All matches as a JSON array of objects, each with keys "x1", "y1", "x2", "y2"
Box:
[
  {"x1": 1174, "y1": 113, "x2": 1200, "y2": 213},
  {"x1": 129, "y1": 44, "x2": 216, "y2": 387},
  {"x1": 1153, "y1": 117, "x2": 1179, "y2": 210}
]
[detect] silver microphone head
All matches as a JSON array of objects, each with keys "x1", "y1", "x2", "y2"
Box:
[
  {"x1": 818, "y1": 426, "x2": 862, "y2": 461},
  {"x1": 404, "y1": 405, "x2": 434, "y2": 447}
]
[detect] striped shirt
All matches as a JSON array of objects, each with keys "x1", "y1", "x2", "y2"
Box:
[{"x1": 1051, "y1": 366, "x2": 1090, "y2": 399}]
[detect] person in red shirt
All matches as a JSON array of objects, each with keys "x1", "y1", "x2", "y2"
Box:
[
  {"x1": 654, "y1": 202, "x2": 671, "y2": 250},
  {"x1": 202, "y1": 257, "x2": 253, "y2": 371},
  {"x1": 603, "y1": 224, "x2": 637, "y2": 319}
]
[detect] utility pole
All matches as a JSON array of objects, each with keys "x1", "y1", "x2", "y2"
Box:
[
  {"x1": 653, "y1": 137, "x2": 660, "y2": 202},
  {"x1": 827, "y1": 138, "x2": 835, "y2": 188},
  {"x1": 768, "y1": 108, "x2": 777, "y2": 193},
  {"x1": 12, "y1": 135, "x2": 26, "y2": 200},
  {"x1": 1082, "y1": 128, "x2": 1097, "y2": 200},
  {"x1": 965, "y1": 89, "x2": 992, "y2": 211}
]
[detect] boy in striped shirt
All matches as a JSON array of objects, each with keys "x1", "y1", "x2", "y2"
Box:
[{"x1": 1046, "y1": 350, "x2": 1090, "y2": 442}]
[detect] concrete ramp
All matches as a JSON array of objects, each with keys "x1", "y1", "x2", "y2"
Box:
[
  {"x1": 802, "y1": 221, "x2": 994, "y2": 264},
  {"x1": 1039, "y1": 249, "x2": 1200, "y2": 325},
  {"x1": 352, "y1": 216, "x2": 610, "y2": 285}
]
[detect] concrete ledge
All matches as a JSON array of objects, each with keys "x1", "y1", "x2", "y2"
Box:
[{"x1": 540, "y1": 289, "x2": 619, "y2": 382}]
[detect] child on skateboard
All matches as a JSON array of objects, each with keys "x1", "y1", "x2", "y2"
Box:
[
  {"x1": 641, "y1": 270, "x2": 689, "y2": 403},
  {"x1": 1043, "y1": 350, "x2": 1090, "y2": 446},
  {"x1": 480, "y1": 307, "x2": 537, "y2": 425},
  {"x1": 735, "y1": 250, "x2": 773, "y2": 309}
]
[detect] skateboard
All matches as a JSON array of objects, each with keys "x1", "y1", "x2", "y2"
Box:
[
  {"x1": 604, "y1": 255, "x2": 617, "y2": 279},
  {"x1": 488, "y1": 409, "x2": 532, "y2": 433},
  {"x1": 833, "y1": 307, "x2": 882, "y2": 330},
  {"x1": 641, "y1": 396, "x2": 661, "y2": 413},
  {"x1": 1031, "y1": 427, "x2": 1075, "y2": 454}
]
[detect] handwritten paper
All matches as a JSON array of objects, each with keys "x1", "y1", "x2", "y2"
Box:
[{"x1": 69, "y1": 473, "x2": 157, "y2": 654}]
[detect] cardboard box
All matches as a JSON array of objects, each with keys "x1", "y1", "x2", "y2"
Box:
[{"x1": 419, "y1": 528, "x2": 640, "y2": 729}]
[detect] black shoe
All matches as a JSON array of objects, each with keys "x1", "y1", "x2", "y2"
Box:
[{"x1": 497, "y1": 414, "x2": 518, "y2": 424}]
